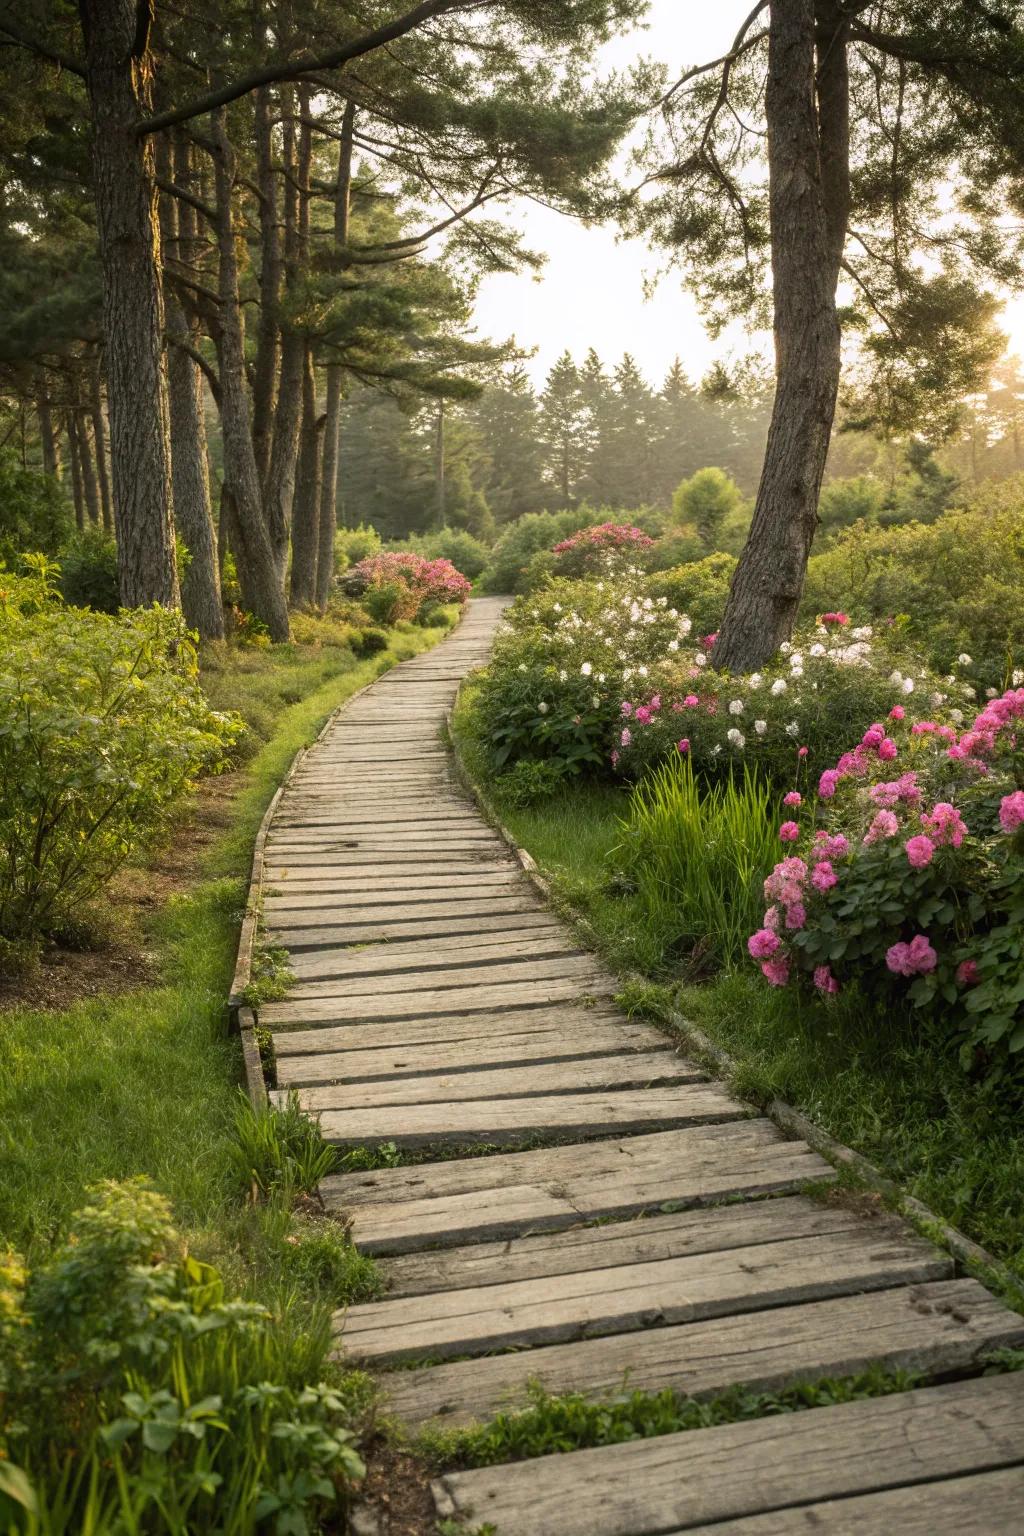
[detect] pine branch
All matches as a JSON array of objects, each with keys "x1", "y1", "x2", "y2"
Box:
[{"x1": 0, "y1": 8, "x2": 86, "y2": 78}]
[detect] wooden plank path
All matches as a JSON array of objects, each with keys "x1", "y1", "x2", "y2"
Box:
[{"x1": 259, "y1": 597, "x2": 1024, "y2": 1532}]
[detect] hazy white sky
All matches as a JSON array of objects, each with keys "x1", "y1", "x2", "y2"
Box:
[{"x1": 471, "y1": 0, "x2": 1024, "y2": 389}]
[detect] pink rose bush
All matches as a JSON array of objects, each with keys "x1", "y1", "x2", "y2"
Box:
[
  {"x1": 750, "y1": 686, "x2": 1024, "y2": 1077},
  {"x1": 349, "y1": 551, "x2": 471, "y2": 610}
]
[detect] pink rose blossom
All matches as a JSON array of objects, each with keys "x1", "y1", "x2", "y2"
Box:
[
  {"x1": 634, "y1": 706, "x2": 652, "y2": 725},
  {"x1": 761, "y1": 957, "x2": 790, "y2": 986},
  {"x1": 905, "y1": 835, "x2": 935, "y2": 869},
  {"x1": 811, "y1": 860, "x2": 837, "y2": 892},
  {"x1": 878, "y1": 737, "x2": 898, "y2": 762},
  {"x1": 889, "y1": 705, "x2": 905, "y2": 720},
  {"x1": 886, "y1": 934, "x2": 938, "y2": 977},
  {"x1": 798, "y1": 746, "x2": 809, "y2": 759},
  {"x1": 999, "y1": 791, "x2": 1024, "y2": 832},
  {"x1": 749, "y1": 928, "x2": 782, "y2": 960},
  {"x1": 814, "y1": 832, "x2": 850, "y2": 860},
  {"x1": 683, "y1": 694, "x2": 699, "y2": 708},
  {"x1": 956, "y1": 959, "x2": 980, "y2": 986},
  {"x1": 764, "y1": 905, "x2": 782, "y2": 934},
  {"x1": 921, "y1": 802, "x2": 967, "y2": 848},
  {"x1": 814, "y1": 965, "x2": 840, "y2": 994},
  {"x1": 783, "y1": 791, "x2": 802, "y2": 807},
  {"x1": 621, "y1": 701, "x2": 633, "y2": 718},
  {"x1": 677, "y1": 738, "x2": 690, "y2": 755},
  {"x1": 862, "y1": 724, "x2": 885, "y2": 749},
  {"x1": 620, "y1": 728, "x2": 632, "y2": 747},
  {"x1": 820, "y1": 612, "x2": 849, "y2": 625},
  {"x1": 785, "y1": 902, "x2": 807, "y2": 930},
  {"x1": 779, "y1": 821, "x2": 801, "y2": 842}
]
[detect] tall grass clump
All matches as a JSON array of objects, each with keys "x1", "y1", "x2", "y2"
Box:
[{"x1": 618, "y1": 758, "x2": 777, "y2": 971}]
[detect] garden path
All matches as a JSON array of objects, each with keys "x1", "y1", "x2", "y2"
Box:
[{"x1": 260, "y1": 597, "x2": 1024, "y2": 1533}]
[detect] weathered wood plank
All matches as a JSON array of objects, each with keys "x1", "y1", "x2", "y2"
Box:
[
  {"x1": 284, "y1": 929, "x2": 573, "y2": 978},
  {"x1": 308, "y1": 1083, "x2": 749, "y2": 1147},
  {"x1": 673, "y1": 1468, "x2": 1024, "y2": 1536},
  {"x1": 272, "y1": 1006, "x2": 637, "y2": 1056},
  {"x1": 270, "y1": 955, "x2": 607, "y2": 997},
  {"x1": 264, "y1": 873, "x2": 523, "y2": 898},
  {"x1": 264, "y1": 911, "x2": 561, "y2": 949},
  {"x1": 263, "y1": 899, "x2": 550, "y2": 940},
  {"x1": 260, "y1": 974, "x2": 612, "y2": 1024},
  {"x1": 390, "y1": 1279, "x2": 1024, "y2": 1430},
  {"x1": 280, "y1": 1050, "x2": 701, "y2": 1105},
  {"x1": 340, "y1": 1228, "x2": 949, "y2": 1364},
  {"x1": 429, "y1": 1372, "x2": 1024, "y2": 1535},
  {"x1": 380, "y1": 1195, "x2": 889, "y2": 1298},
  {"x1": 275, "y1": 1026, "x2": 673, "y2": 1087}
]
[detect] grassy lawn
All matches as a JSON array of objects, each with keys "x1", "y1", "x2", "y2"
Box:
[
  {"x1": 0, "y1": 615, "x2": 455, "y2": 1267},
  {"x1": 452, "y1": 685, "x2": 1024, "y2": 1282}
]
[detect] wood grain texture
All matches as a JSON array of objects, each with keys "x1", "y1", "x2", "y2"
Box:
[{"x1": 430, "y1": 1374, "x2": 1024, "y2": 1535}]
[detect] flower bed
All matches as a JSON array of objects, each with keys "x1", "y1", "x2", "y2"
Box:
[
  {"x1": 550, "y1": 522, "x2": 655, "y2": 578},
  {"x1": 347, "y1": 551, "x2": 471, "y2": 618},
  {"x1": 750, "y1": 687, "x2": 1024, "y2": 1078}
]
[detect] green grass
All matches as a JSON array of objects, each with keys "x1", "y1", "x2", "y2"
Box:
[
  {"x1": 0, "y1": 616, "x2": 455, "y2": 1264},
  {"x1": 451, "y1": 688, "x2": 1024, "y2": 1280},
  {"x1": 418, "y1": 1369, "x2": 922, "y2": 1469}
]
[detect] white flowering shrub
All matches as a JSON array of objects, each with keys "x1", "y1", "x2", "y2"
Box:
[{"x1": 614, "y1": 614, "x2": 974, "y2": 787}]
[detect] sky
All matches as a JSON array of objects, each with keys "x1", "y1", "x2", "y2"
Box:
[{"x1": 470, "y1": 0, "x2": 1024, "y2": 389}]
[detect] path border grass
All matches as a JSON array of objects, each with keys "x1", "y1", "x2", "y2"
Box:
[{"x1": 445, "y1": 673, "x2": 1024, "y2": 1312}]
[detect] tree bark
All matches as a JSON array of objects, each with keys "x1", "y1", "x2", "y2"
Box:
[
  {"x1": 713, "y1": 0, "x2": 847, "y2": 672},
  {"x1": 289, "y1": 343, "x2": 323, "y2": 606},
  {"x1": 79, "y1": 0, "x2": 179, "y2": 608},
  {"x1": 264, "y1": 84, "x2": 307, "y2": 582},
  {"x1": 37, "y1": 382, "x2": 61, "y2": 480},
  {"x1": 78, "y1": 410, "x2": 102, "y2": 525},
  {"x1": 90, "y1": 351, "x2": 113, "y2": 531},
  {"x1": 316, "y1": 100, "x2": 355, "y2": 610},
  {"x1": 158, "y1": 132, "x2": 225, "y2": 640},
  {"x1": 252, "y1": 85, "x2": 282, "y2": 490},
  {"x1": 210, "y1": 107, "x2": 290, "y2": 641},
  {"x1": 67, "y1": 413, "x2": 86, "y2": 531}
]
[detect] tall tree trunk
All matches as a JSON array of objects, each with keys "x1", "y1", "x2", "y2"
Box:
[
  {"x1": 79, "y1": 0, "x2": 178, "y2": 608},
  {"x1": 252, "y1": 85, "x2": 282, "y2": 490},
  {"x1": 158, "y1": 132, "x2": 225, "y2": 640},
  {"x1": 78, "y1": 410, "x2": 102, "y2": 525},
  {"x1": 210, "y1": 107, "x2": 290, "y2": 641},
  {"x1": 264, "y1": 84, "x2": 311, "y2": 582},
  {"x1": 289, "y1": 344, "x2": 323, "y2": 606},
  {"x1": 436, "y1": 399, "x2": 447, "y2": 529},
  {"x1": 714, "y1": 0, "x2": 848, "y2": 672},
  {"x1": 90, "y1": 351, "x2": 113, "y2": 530},
  {"x1": 37, "y1": 382, "x2": 60, "y2": 480},
  {"x1": 67, "y1": 413, "x2": 86, "y2": 531},
  {"x1": 317, "y1": 100, "x2": 355, "y2": 610}
]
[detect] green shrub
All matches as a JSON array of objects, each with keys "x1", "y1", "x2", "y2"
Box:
[
  {"x1": 333, "y1": 522, "x2": 381, "y2": 572},
  {"x1": 801, "y1": 492, "x2": 1024, "y2": 687},
  {"x1": 351, "y1": 625, "x2": 389, "y2": 656},
  {"x1": 230, "y1": 1093, "x2": 337, "y2": 1201},
  {"x1": 362, "y1": 577, "x2": 419, "y2": 625},
  {"x1": 617, "y1": 757, "x2": 777, "y2": 970},
  {"x1": 494, "y1": 757, "x2": 572, "y2": 807},
  {"x1": 481, "y1": 509, "x2": 593, "y2": 593},
  {"x1": 647, "y1": 524, "x2": 706, "y2": 572},
  {"x1": 0, "y1": 1180, "x2": 365, "y2": 1533},
  {"x1": 817, "y1": 475, "x2": 885, "y2": 544},
  {"x1": 57, "y1": 527, "x2": 120, "y2": 612},
  {"x1": 0, "y1": 574, "x2": 238, "y2": 944},
  {"x1": 671, "y1": 468, "x2": 748, "y2": 549},
  {"x1": 650, "y1": 553, "x2": 737, "y2": 633},
  {"x1": 0, "y1": 453, "x2": 72, "y2": 564},
  {"x1": 388, "y1": 527, "x2": 491, "y2": 580}
]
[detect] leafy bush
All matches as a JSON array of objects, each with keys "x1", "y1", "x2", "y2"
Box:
[
  {"x1": 749, "y1": 685, "x2": 1024, "y2": 1080},
  {"x1": 333, "y1": 522, "x2": 381, "y2": 572},
  {"x1": 647, "y1": 525, "x2": 707, "y2": 572},
  {"x1": 617, "y1": 757, "x2": 777, "y2": 969},
  {"x1": 473, "y1": 576, "x2": 693, "y2": 784},
  {"x1": 671, "y1": 468, "x2": 748, "y2": 548},
  {"x1": 481, "y1": 509, "x2": 594, "y2": 593},
  {"x1": 0, "y1": 454, "x2": 72, "y2": 564},
  {"x1": 616, "y1": 617, "x2": 970, "y2": 789},
  {"x1": 388, "y1": 527, "x2": 490, "y2": 580},
  {"x1": 57, "y1": 527, "x2": 120, "y2": 612},
  {"x1": 492, "y1": 757, "x2": 573, "y2": 807},
  {"x1": 0, "y1": 572, "x2": 238, "y2": 945},
  {"x1": 350, "y1": 625, "x2": 389, "y2": 656},
  {"x1": 550, "y1": 522, "x2": 655, "y2": 579},
  {"x1": 650, "y1": 553, "x2": 737, "y2": 632},
  {"x1": 0, "y1": 1180, "x2": 365, "y2": 1533},
  {"x1": 817, "y1": 475, "x2": 886, "y2": 544},
  {"x1": 801, "y1": 493, "x2": 1024, "y2": 688},
  {"x1": 346, "y1": 551, "x2": 471, "y2": 614}
]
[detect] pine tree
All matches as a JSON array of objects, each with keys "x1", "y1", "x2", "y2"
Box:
[{"x1": 539, "y1": 352, "x2": 586, "y2": 507}]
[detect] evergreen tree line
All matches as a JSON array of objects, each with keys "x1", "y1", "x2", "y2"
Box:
[{"x1": 336, "y1": 353, "x2": 774, "y2": 538}]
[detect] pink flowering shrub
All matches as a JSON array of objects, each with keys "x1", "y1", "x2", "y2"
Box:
[
  {"x1": 349, "y1": 551, "x2": 471, "y2": 614},
  {"x1": 550, "y1": 523, "x2": 655, "y2": 579},
  {"x1": 750, "y1": 687, "x2": 1024, "y2": 1077}
]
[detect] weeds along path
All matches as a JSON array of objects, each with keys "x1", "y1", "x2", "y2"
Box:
[{"x1": 257, "y1": 596, "x2": 1024, "y2": 1533}]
